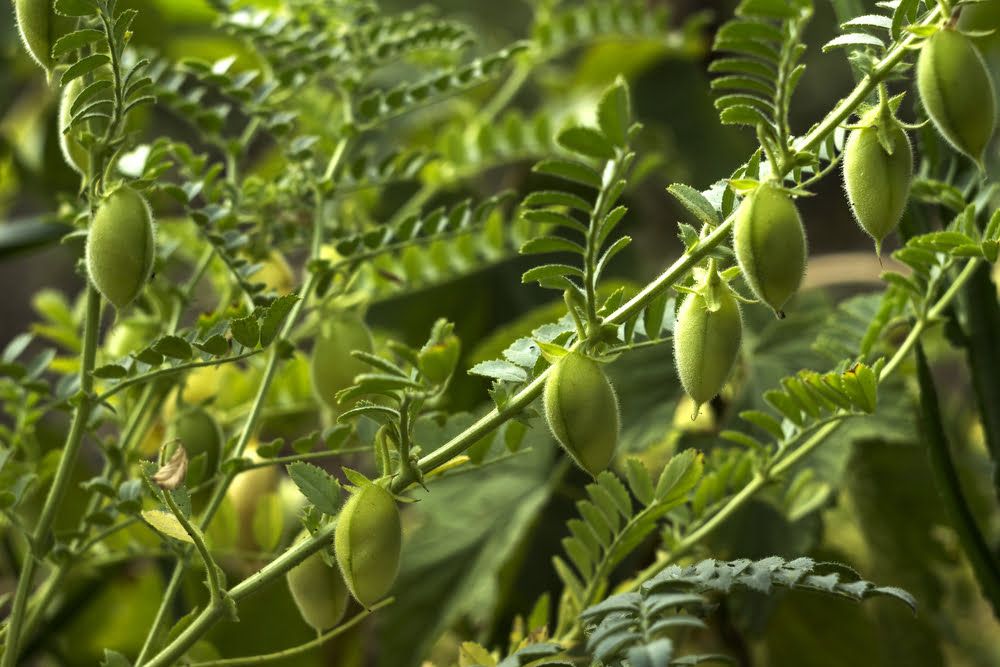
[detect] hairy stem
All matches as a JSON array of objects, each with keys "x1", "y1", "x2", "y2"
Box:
[
  {"x1": 13, "y1": 247, "x2": 215, "y2": 648},
  {"x1": 142, "y1": 522, "x2": 339, "y2": 667},
  {"x1": 162, "y1": 490, "x2": 224, "y2": 606}
]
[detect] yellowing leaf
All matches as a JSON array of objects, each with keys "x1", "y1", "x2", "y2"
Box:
[{"x1": 141, "y1": 509, "x2": 196, "y2": 544}]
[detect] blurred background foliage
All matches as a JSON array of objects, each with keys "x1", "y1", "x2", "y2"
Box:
[{"x1": 0, "y1": 0, "x2": 998, "y2": 665}]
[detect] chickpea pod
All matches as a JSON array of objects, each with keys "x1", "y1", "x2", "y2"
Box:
[
  {"x1": 310, "y1": 314, "x2": 374, "y2": 409},
  {"x1": 917, "y1": 27, "x2": 997, "y2": 166},
  {"x1": 733, "y1": 182, "x2": 807, "y2": 317},
  {"x1": 334, "y1": 482, "x2": 402, "y2": 608},
  {"x1": 14, "y1": 0, "x2": 70, "y2": 73},
  {"x1": 543, "y1": 350, "x2": 620, "y2": 476},
  {"x1": 85, "y1": 186, "x2": 156, "y2": 310},
  {"x1": 842, "y1": 110, "x2": 913, "y2": 255},
  {"x1": 286, "y1": 535, "x2": 350, "y2": 631},
  {"x1": 673, "y1": 269, "x2": 743, "y2": 417}
]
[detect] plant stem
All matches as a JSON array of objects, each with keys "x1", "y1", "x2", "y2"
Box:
[
  {"x1": 95, "y1": 350, "x2": 262, "y2": 402},
  {"x1": 162, "y1": 490, "x2": 224, "y2": 606},
  {"x1": 480, "y1": 60, "x2": 532, "y2": 124},
  {"x1": 13, "y1": 246, "x2": 215, "y2": 648},
  {"x1": 186, "y1": 598, "x2": 394, "y2": 667},
  {"x1": 2, "y1": 286, "x2": 101, "y2": 667},
  {"x1": 235, "y1": 446, "x2": 372, "y2": 471}
]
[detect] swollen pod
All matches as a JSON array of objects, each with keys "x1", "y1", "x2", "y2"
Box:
[
  {"x1": 85, "y1": 186, "x2": 156, "y2": 309},
  {"x1": 14, "y1": 0, "x2": 71, "y2": 73},
  {"x1": 543, "y1": 351, "x2": 620, "y2": 476},
  {"x1": 917, "y1": 28, "x2": 997, "y2": 165},
  {"x1": 673, "y1": 285, "x2": 742, "y2": 415},
  {"x1": 310, "y1": 314, "x2": 374, "y2": 409},
  {"x1": 842, "y1": 119, "x2": 913, "y2": 254},
  {"x1": 733, "y1": 182, "x2": 807, "y2": 317},
  {"x1": 334, "y1": 482, "x2": 402, "y2": 608},
  {"x1": 286, "y1": 536, "x2": 350, "y2": 631}
]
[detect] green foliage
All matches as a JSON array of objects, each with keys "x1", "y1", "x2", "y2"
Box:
[
  {"x1": 2, "y1": 0, "x2": 999, "y2": 665},
  {"x1": 709, "y1": 0, "x2": 812, "y2": 160},
  {"x1": 580, "y1": 556, "x2": 915, "y2": 666}
]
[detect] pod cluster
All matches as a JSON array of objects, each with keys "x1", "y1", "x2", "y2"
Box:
[{"x1": 543, "y1": 351, "x2": 620, "y2": 476}]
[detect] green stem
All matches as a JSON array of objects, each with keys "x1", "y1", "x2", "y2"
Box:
[
  {"x1": 2, "y1": 286, "x2": 101, "y2": 667},
  {"x1": 236, "y1": 446, "x2": 372, "y2": 471},
  {"x1": 479, "y1": 60, "x2": 532, "y2": 124},
  {"x1": 95, "y1": 350, "x2": 262, "y2": 403},
  {"x1": 914, "y1": 341, "x2": 1000, "y2": 618},
  {"x1": 583, "y1": 151, "x2": 626, "y2": 331},
  {"x1": 186, "y1": 598, "x2": 394, "y2": 667},
  {"x1": 162, "y1": 490, "x2": 224, "y2": 606}
]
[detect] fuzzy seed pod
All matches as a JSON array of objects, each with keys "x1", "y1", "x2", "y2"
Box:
[
  {"x1": 310, "y1": 314, "x2": 374, "y2": 409},
  {"x1": 14, "y1": 0, "x2": 70, "y2": 73},
  {"x1": 733, "y1": 182, "x2": 807, "y2": 317},
  {"x1": 842, "y1": 119, "x2": 913, "y2": 255},
  {"x1": 59, "y1": 77, "x2": 88, "y2": 175},
  {"x1": 85, "y1": 186, "x2": 155, "y2": 309},
  {"x1": 335, "y1": 482, "x2": 402, "y2": 608},
  {"x1": 917, "y1": 28, "x2": 997, "y2": 165},
  {"x1": 673, "y1": 287, "x2": 742, "y2": 416},
  {"x1": 543, "y1": 351, "x2": 620, "y2": 476},
  {"x1": 167, "y1": 407, "x2": 223, "y2": 484},
  {"x1": 286, "y1": 536, "x2": 350, "y2": 631}
]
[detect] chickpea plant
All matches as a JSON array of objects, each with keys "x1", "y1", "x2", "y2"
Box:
[{"x1": 1, "y1": 0, "x2": 999, "y2": 665}]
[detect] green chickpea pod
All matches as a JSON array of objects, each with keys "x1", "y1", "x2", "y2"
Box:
[
  {"x1": 543, "y1": 350, "x2": 620, "y2": 476},
  {"x1": 842, "y1": 107, "x2": 913, "y2": 256},
  {"x1": 673, "y1": 268, "x2": 743, "y2": 418},
  {"x1": 14, "y1": 0, "x2": 71, "y2": 73},
  {"x1": 733, "y1": 181, "x2": 807, "y2": 318},
  {"x1": 310, "y1": 314, "x2": 375, "y2": 409},
  {"x1": 286, "y1": 534, "x2": 350, "y2": 631},
  {"x1": 85, "y1": 186, "x2": 156, "y2": 310},
  {"x1": 917, "y1": 27, "x2": 997, "y2": 167},
  {"x1": 335, "y1": 482, "x2": 402, "y2": 608}
]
